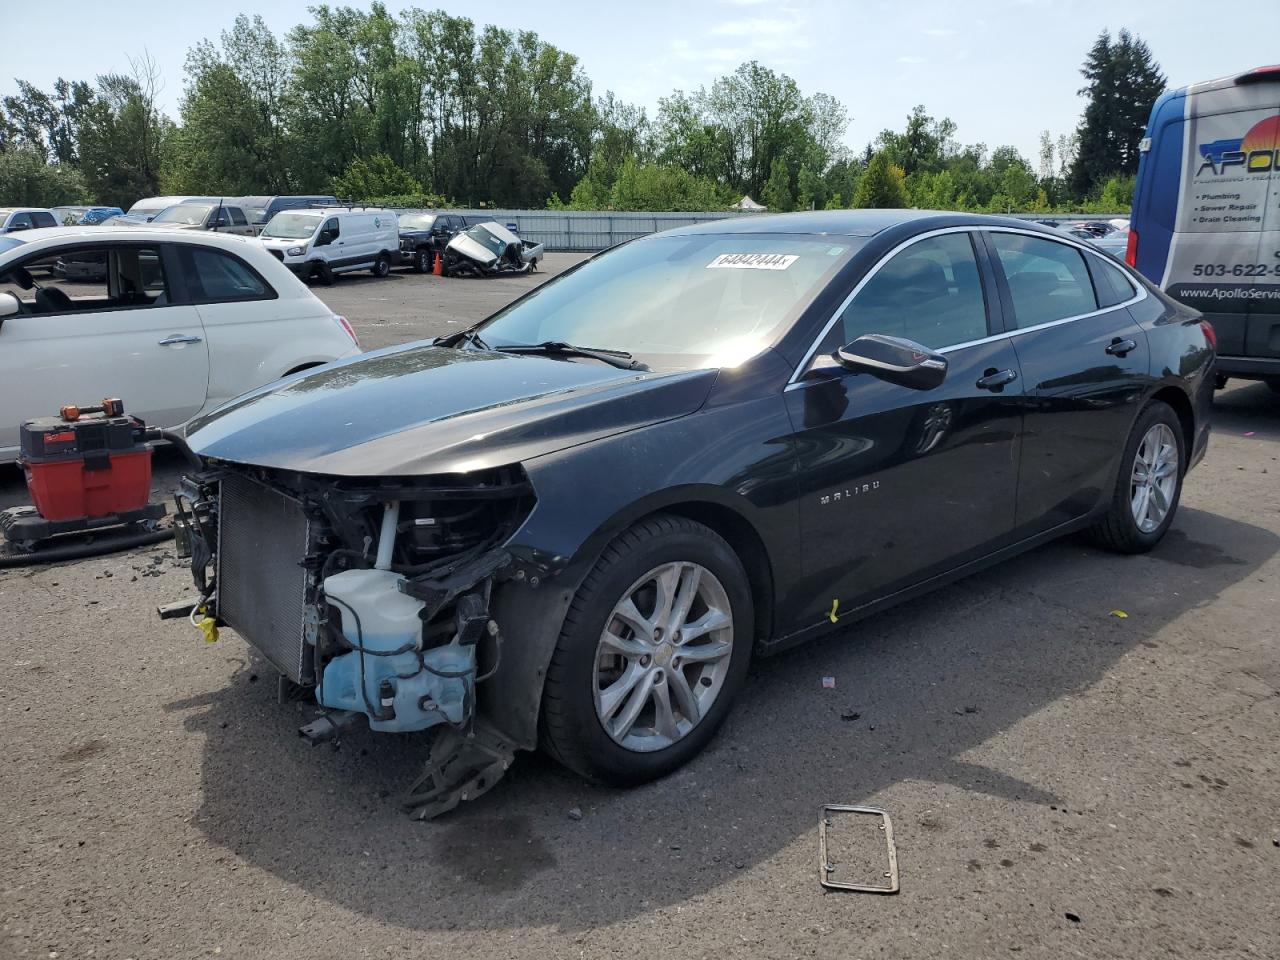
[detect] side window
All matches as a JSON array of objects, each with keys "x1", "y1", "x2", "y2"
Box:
[
  {"x1": 0, "y1": 244, "x2": 169, "y2": 313},
  {"x1": 31, "y1": 212, "x2": 57, "y2": 228},
  {"x1": 9, "y1": 213, "x2": 33, "y2": 231},
  {"x1": 179, "y1": 247, "x2": 274, "y2": 302},
  {"x1": 989, "y1": 232, "x2": 1098, "y2": 329},
  {"x1": 1088, "y1": 253, "x2": 1137, "y2": 308},
  {"x1": 829, "y1": 232, "x2": 990, "y2": 351},
  {"x1": 323, "y1": 217, "x2": 340, "y2": 239},
  {"x1": 229, "y1": 207, "x2": 248, "y2": 227}
]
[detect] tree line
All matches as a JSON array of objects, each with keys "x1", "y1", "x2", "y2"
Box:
[{"x1": 0, "y1": 5, "x2": 1163, "y2": 215}]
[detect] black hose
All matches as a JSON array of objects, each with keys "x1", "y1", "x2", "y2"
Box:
[
  {"x1": 0, "y1": 528, "x2": 171, "y2": 568},
  {"x1": 157, "y1": 429, "x2": 203, "y2": 471}
]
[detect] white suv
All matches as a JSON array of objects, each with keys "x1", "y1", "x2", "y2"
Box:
[{"x1": 0, "y1": 227, "x2": 362, "y2": 461}]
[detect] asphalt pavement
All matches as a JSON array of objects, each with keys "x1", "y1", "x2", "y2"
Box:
[{"x1": 1, "y1": 257, "x2": 1277, "y2": 959}]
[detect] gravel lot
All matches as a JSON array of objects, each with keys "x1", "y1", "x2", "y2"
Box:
[{"x1": 2, "y1": 259, "x2": 1278, "y2": 960}]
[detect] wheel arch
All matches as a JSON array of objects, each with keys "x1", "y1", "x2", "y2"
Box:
[{"x1": 1149, "y1": 384, "x2": 1194, "y2": 472}]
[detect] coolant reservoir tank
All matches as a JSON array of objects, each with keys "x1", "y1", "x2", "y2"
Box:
[{"x1": 322, "y1": 568, "x2": 423, "y2": 652}]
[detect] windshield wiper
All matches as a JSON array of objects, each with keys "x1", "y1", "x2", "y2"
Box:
[
  {"x1": 493, "y1": 341, "x2": 650, "y2": 371},
  {"x1": 434, "y1": 328, "x2": 491, "y2": 351}
]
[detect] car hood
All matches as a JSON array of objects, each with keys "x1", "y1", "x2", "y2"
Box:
[{"x1": 185, "y1": 344, "x2": 717, "y2": 476}]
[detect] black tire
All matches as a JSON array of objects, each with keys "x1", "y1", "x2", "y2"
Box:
[
  {"x1": 413, "y1": 248, "x2": 431, "y2": 273},
  {"x1": 313, "y1": 260, "x2": 334, "y2": 286},
  {"x1": 1265, "y1": 377, "x2": 1280, "y2": 396},
  {"x1": 372, "y1": 253, "x2": 391, "y2": 278},
  {"x1": 1087, "y1": 400, "x2": 1185, "y2": 554},
  {"x1": 540, "y1": 514, "x2": 753, "y2": 785}
]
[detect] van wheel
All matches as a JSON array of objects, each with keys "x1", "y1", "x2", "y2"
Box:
[
  {"x1": 313, "y1": 261, "x2": 334, "y2": 286},
  {"x1": 372, "y1": 254, "x2": 391, "y2": 278},
  {"x1": 414, "y1": 248, "x2": 431, "y2": 273}
]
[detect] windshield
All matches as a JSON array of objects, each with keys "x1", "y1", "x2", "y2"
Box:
[
  {"x1": 262, "y1": 212, "x2": 322, "y2": 239},
  {"x1": 399, "y1": 213, "x2": 436, "y2": 230},
  {"x1": 153, "y1": 203, "x2": 213, "y2": 225},
  {"x1": 477, "y1": 234, "x2": 860, "y2": 370}
]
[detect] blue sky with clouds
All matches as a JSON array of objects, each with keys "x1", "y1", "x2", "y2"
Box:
[{"x1": 4, "y1": 0, "x2": 1276, "y2": 164}]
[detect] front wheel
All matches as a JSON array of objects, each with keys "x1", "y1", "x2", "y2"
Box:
[
  {"x1": 1265, "y1": 377, "x2": 1280, "y2": 396},
  {"x1": 372, "y1": 253, "x2": 391, "y2": 278},
  {"x1": 414, "y1": 248, "x2": 431, "y2": 273},
  {"x1": 540, "y1": 514, "x2": 753, "y2": 785},
  {"x1": 1087, "y1": 400, "x2": 1185, "y2": 553}
]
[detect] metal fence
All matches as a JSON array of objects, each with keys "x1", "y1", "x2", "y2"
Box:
[{"x1": 429, "y1": 208, "x2": 1126, "y2": 252}]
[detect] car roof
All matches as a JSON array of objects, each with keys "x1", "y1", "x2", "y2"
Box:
[
  {"x1": 0, "y1": 226, "x2": 270, "y2": 251},
  {"x1": 661, "y1": 209, "x2": 1056, "y2": 239}
]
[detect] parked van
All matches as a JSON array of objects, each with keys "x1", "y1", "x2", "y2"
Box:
[
  {"x1": 258, "y1": 208, "x2": 399, "y2": 283},
  {"x1": 125, "y1": 196, "x2": 219, "y2": 222},
  {"x1": 239, "y1": 195, "x2": 339, "y2": 230},
  {"x1": 1130, "y1": 64, "x2": 1280, "y2": 390}
]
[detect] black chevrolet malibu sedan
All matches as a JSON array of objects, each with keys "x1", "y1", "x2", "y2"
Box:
[{"x1": 179, "y1": 211, "x2": 1213, "y2": 816}]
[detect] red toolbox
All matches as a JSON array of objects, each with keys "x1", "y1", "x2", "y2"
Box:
[{"x1": 19, "y1": 403, "x2": 154, "y2": 522}]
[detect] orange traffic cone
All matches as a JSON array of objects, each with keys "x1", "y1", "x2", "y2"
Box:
[{"x1": 432, "y1": 252, "x2": 443, "y2": 276}]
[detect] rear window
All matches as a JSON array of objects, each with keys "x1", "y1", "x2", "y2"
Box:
[
  {"x1": 1089, "y1": 254, "x2": 1137, "y2": 308},
  {"x1": 990, "y1": 233, "x2": 1098, "y2": 328},
  {"x1": 177, "y1": 247, "x2": 274, "y2": 303}
]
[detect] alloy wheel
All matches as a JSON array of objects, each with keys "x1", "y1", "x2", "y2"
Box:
[
  {"x1": 1130, "y1": 422, "x2": 1179, "y2": 533},
  {"x1": 593, "y1": 561, "x2": 734, "y2": 753}
]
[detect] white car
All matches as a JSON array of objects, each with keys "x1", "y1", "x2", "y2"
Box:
[{"x1": 0, "y1": 227, "x2": 362, "y2": 461}]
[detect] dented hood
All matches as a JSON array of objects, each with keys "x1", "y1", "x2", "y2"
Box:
[{"x1": 185, "y1": 343, "x2": 716, "y2": 476}]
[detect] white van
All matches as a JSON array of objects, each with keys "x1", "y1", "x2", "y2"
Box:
[
  {"x1": 126, "y1": 196, "x2": 219, "y2": 222},
  {"x1": 258, "y1": 208, "x2": 400, "y2": 283}
]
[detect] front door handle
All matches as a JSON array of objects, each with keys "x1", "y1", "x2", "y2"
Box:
[
  {"x1": 158, "y1": 334, "x2": 203, "y2": 346},
  {"x1": 1105, "y1": 337, "x2": 1137, "y2": 357},
  {"x1": 976, "y1": 368, "x2": 1018, "y2": 391}
]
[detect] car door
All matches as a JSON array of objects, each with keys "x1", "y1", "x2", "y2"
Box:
[
  {"x1": 6, "y1": 212, "x2": 34, "y2": 234},
  {"x1": 169, "y1": 243, "x2": 292, "y2": 409},
  {"x1": 0, "y1": 241, "x2": 209, "y2": 453},
  {"x1": 982, "y1": 229, "x2": 1150, "y2": 535},
  {"x1": 783, "y1": 230, "x2": 1024, "y2": 616}
]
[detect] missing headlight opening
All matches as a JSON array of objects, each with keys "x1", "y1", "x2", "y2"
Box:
[{"x1": 177, "y1": 461, "x2": 534, "y2": 818}]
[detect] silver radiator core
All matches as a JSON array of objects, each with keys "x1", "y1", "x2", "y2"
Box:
[{"x1": 217, "y1": 474, "x2": 312, "y2": 683}]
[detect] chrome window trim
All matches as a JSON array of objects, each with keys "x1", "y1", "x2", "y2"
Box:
[{"x1": 786, "y1": 224, "x2": 1148, "y2": 389}]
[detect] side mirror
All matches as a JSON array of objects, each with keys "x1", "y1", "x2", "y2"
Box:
[
  {"x1": 8, "y1": 222, "x2": 30, "y2": 232},
  {"x1": 834, "y1": 334, "x2": 948, "y2": 390},
  {"x1": 0, "y1": 291, "x2": 20, "y2": 325}
]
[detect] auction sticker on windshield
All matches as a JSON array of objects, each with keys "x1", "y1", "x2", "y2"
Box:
[{"x1": 707, "y1": 253, "x2": 798, "y2": 270}]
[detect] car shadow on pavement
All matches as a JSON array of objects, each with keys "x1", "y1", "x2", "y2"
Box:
[{"x1": 163, "y1": 500, "x2": 1277, "y2": 933}]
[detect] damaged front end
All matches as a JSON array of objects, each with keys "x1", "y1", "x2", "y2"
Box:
[
  {"x1": 444, "y1": 221, "x2": 544, "y2": 277},
  {"x1": 176, "y1": 461, "x2": 535, "y2": 817}
]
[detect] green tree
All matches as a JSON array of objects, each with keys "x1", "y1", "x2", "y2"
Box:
[
  {"x1": 853, "y1": 152, "x2": 910, "y2": 208},
  {"x1": 330, "y1": 153, "x2": 421, "y2": 199},
  {"x1": 875, "y1": 105, "x2": 957, "y2": 176},
  {"x1": 77, "y1": 56, "x2": 173, "y2": 208},
  {"x1": 0, "y1": 146, "x2": 86, "y2": 205},
  {"x1": 165, "y1": 15, "x2": 294, "y2": 194},
  {"x1": 761, "y1": 156, "x2": 793, "y2": 211},
  {"x1": 1069, "y1": 29, "x2": 1165, "y2": 197}
]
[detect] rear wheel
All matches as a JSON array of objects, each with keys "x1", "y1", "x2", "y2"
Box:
[
  {"x1": 540, "y1": 514, "x2": 752, "y2": 785},
  {"x1": 1087, "y1": 400, "x2": 1184, "y2": 553},
  {"x1": 372, "y1": 253, "x2": 391, "y2": 278}
]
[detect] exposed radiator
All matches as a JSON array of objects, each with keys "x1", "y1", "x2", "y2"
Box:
[{"x1": 217, "y1": 474, "x2": 312, "y2": 683}]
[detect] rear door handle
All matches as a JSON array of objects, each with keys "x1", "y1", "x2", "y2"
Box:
[
  {"x1": 1106, "y1": 338, "x2": 1137, "y2": 357},
  {"x1": 976, "y1": 368, "x2": 1018, "y2": 391},
  {"x1": 158, "y1": 334, "x2": 203, "y2": 346}
]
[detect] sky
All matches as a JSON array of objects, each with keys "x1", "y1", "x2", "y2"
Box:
[{"x1": 3, "y1": 0, "x2": 1277, "y2": 166}]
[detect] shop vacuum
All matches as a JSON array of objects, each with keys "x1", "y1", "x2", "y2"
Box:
[{"x1": 0, "y1": 398, "x2": 174, "y2": 564}]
